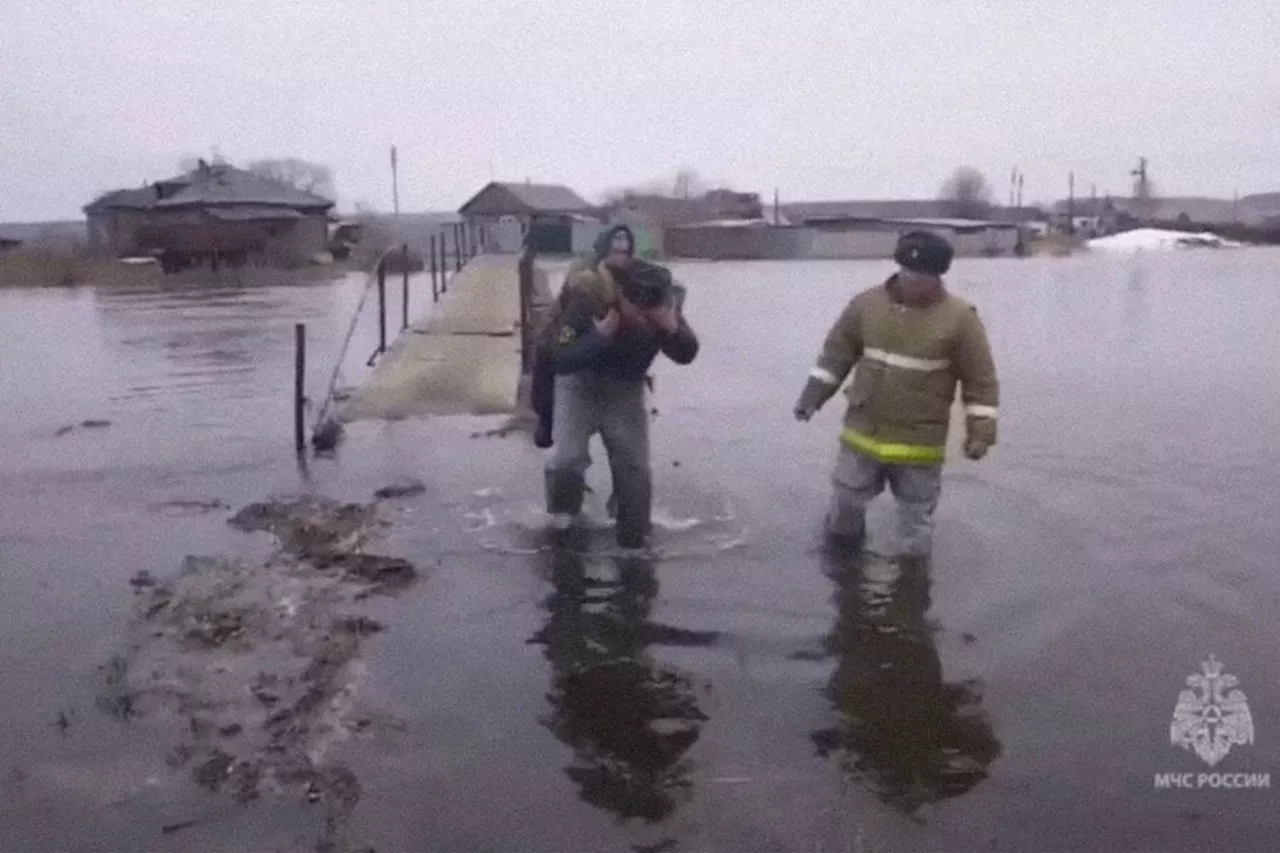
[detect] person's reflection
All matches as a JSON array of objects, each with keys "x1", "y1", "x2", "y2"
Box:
[
  {"x1": 811, "y1": 553, "x2": 1001, "y2": 817},
  {"x1": 528, "y1": 538, "x2": 714, "y2": 823}
]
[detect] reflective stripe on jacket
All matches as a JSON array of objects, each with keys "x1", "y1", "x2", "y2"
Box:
[{"x1": 803, "y1": 276, "x2": 999, "y2": 463}]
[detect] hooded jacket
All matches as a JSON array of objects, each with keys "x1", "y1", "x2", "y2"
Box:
[
  {"x1": 533, "y1": 224, "x2": 635, "y2": 351},
  {"x1": 796, "y1": 274, "x2": 998, "y2": 464}
]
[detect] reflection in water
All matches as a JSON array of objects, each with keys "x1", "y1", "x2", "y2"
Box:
[
  {"x1": 528, "y1": 536, "x2": 716, "y2": 822},
  {"x1": 1122, "y1": 260, "x2": 1148, "y2": 345},
  {"x1": 812, "y1": 552, "x2": 1001, "y2": 818}
]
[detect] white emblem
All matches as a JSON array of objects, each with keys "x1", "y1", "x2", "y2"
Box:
[{"x1": 1170, "y1": 654, "x2": 1255, "y2": 767}]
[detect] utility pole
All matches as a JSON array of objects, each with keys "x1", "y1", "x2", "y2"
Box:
[
  {"x1": 1067, "y1": 171, "x2": 1076, "y2": 236},
  {"x1": 390, "y1": 145, "x2": 400, "y2": 218},
  {"x1": 773, "y1": 187, "x2": 780, "y2": 225},
  {"x1": 1130, "y1": 156, "x2": 1148, "y2": 197},
  {"x1": 1017, "y1": 171, "x2": 1024, "y2": 208}
]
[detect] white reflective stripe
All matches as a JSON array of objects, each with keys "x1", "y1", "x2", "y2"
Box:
[
  {"x1": 965, "y1": 404, "x2": 998, "y2": 418},
  {"x1": 863, "y1": 347, "x2": 950, "y2": 372},
  {"x1": 810, "y1": 366, "x2": 838, "y2": 385}
]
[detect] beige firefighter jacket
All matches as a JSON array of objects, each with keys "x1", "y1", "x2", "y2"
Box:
[{"x1": 801, "y1": 275, "x2": 999, "y2": 464}]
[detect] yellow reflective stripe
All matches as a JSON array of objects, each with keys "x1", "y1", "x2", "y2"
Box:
[
  {"x1": 840, "y1": 427, "x2": 945, "y2": 463},
  {"x1": 863, "y1": 347, "x2": 950, "y2": 372},
  {"x1": 965, "y1": 404, "x2": 998, "y2": 418}
]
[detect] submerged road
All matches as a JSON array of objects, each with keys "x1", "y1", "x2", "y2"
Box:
[{"x1": 1, "y1": 248, "x2": 1279, "y2": 851}]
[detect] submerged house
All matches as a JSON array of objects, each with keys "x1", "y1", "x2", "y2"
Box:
[{"x1": 84, "y1": 161, "x2": 334, "y2": 269}]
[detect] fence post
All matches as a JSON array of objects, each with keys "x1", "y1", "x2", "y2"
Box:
[
  {"x1": 377, "y1": 256, "x2": 387, "y2": 356},
  {"x1": 294, "y1": 323, "x2": 306, "y2": 455},
  {"x1": 442, "y1": 230, "x2": 450, "y2": 293},
  {"x1": 518, "y1": 245, "x2": 534, "y2": 374},
  {"x1": 430, "y1": 234, "x2": 439, "y2": 303},
  {"x1": 454, "y1": 224, "x2": 463, "y2": 272},
  {"x1": 401, "y1": 243, "x2": 410, "y2": 330}
]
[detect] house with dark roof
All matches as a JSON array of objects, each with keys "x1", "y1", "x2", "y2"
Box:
[
  {"x1": 84, "y1": 160, "x2": 335, "y2": 268},
  {"x1": 458, "y1": 181, "x2": 598, "y2": 254}
]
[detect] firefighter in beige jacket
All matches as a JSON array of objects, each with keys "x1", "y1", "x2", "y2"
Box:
[{"x1": 793, "y1": 230, "x2": 999, "y2": 556}]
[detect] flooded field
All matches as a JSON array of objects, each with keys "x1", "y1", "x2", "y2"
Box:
[{"x1": 2, "y1": 248, "x2": 1279, "y2": 852}]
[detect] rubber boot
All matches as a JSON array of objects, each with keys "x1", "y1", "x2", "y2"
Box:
[
  {"x1": 545, "y1": 468, "x2": 587, "y2": 519},
  {"x1": 534, "y1": 416, "x2": 554, "y2": 450},
  {"x1": 612, "y1": 466, "x2": 652, "y2": 550}
]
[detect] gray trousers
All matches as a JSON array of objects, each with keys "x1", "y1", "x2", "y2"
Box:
[
  {"x1": 825, "y1": 445, "x2": 942, "y2": 556},
  {"x1": 544, "y1": 373, "x2": 651, "y2": 537}
]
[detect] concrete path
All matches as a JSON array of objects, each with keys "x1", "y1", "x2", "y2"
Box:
[{"x1": 336, "y1": 254, "x2": 553, "y2": 422}]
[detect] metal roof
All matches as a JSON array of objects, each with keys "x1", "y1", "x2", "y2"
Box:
[
  {"x1": 84, "y1": 163, "x2": 334, "y2": 214},
  {"x1": 84, "y1": 186, "x2": 158, "y2": 212},
  {"x1": 499, "y1": 182, "x2": 592, "y2": 212},
  {"x1": 459, "y1": 181, "x2": 593, "y2": 215},
  {"x1": 155, "y1": 165, "x2": 332, "y2": 209}
]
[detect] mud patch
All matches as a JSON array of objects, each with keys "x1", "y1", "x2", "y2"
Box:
[
  {"x1": 373, "y1": 477, "x2": 426, "y2": 500},
  {"x1": 96, "y1": 495, "x2": 418, "y2": 852},
  {"x1": 152, "y1": 498, "x2": 232, "y2": 518},
  {"x1": 54, "y1": 418, "x2": 114, "y2": 437}
]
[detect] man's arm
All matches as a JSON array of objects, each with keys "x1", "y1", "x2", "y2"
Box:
[
  {"x1": 550, "y1": 281, "x2": 611, "y2": 375},
  {"x1": 794, "y1": 296, "x2": 864, "y2": 419},
  {"x1": 656, "y1": 314, "x2": 699, "y2": 364},
  {"x1": 953, "y1": 305, "x2": 999, "y2": 450}
]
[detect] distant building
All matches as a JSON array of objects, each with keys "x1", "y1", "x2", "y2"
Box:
[
  {"x1": 594, "y1": 188, "x2": 768, "y2": 259},
  {"x1": 665, "y1": 219, "x2": 814, "y2": 260},
  {"x1": 457, "y1": 181, "x2": 597, "y2": 254},
  {"x1": 783, "y1": 200, "x2": 1024, "y2": 259},
  {"x1": 1047, "y1": 195, "x2": 1280, "y2": 233},
  {"x1": 84, "y1": 160, "x2": 334, "y2": 268},
  {"x1": 785, "y1": 199, "x2": 955, "y2": 222}
]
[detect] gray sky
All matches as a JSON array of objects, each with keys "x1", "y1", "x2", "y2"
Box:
[{"x1": 2, "y1": 0, "x2": 1277, "y2": 222}]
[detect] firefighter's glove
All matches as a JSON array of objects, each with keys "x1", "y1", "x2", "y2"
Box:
[
  {"x1": 963, "y1": 438, "x2": 989, "y2": 460},
  {"x1": 793, "y1": 377, "x2": 828, "y2": 423}
]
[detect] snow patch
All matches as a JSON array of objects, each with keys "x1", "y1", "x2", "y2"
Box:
[{"x1": 1086, "y1": 227, "x2": 1244, "y2": 252}]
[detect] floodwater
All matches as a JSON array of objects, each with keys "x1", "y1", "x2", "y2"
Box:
[{"x1": 2, "y1": 248, "x2": 1279, "y2": 852}]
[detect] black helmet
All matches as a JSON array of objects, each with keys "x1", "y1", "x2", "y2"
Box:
[{"x1": 894, "y1": 230, "x2": 954, "y2": 275}]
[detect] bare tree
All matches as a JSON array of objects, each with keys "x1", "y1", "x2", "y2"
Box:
[
  {"x1": 600, "y1": 167, "x2": 720, "y2": 206},
  {"x1": 939, "y1": 166, "x2": 995, "y2": 219},
  {"x1": 672, "y1": 167, "x2": 712, "y2": 199},
  {"x1": 247, "y1": 158, "x2": 336, "y2": 200}
]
